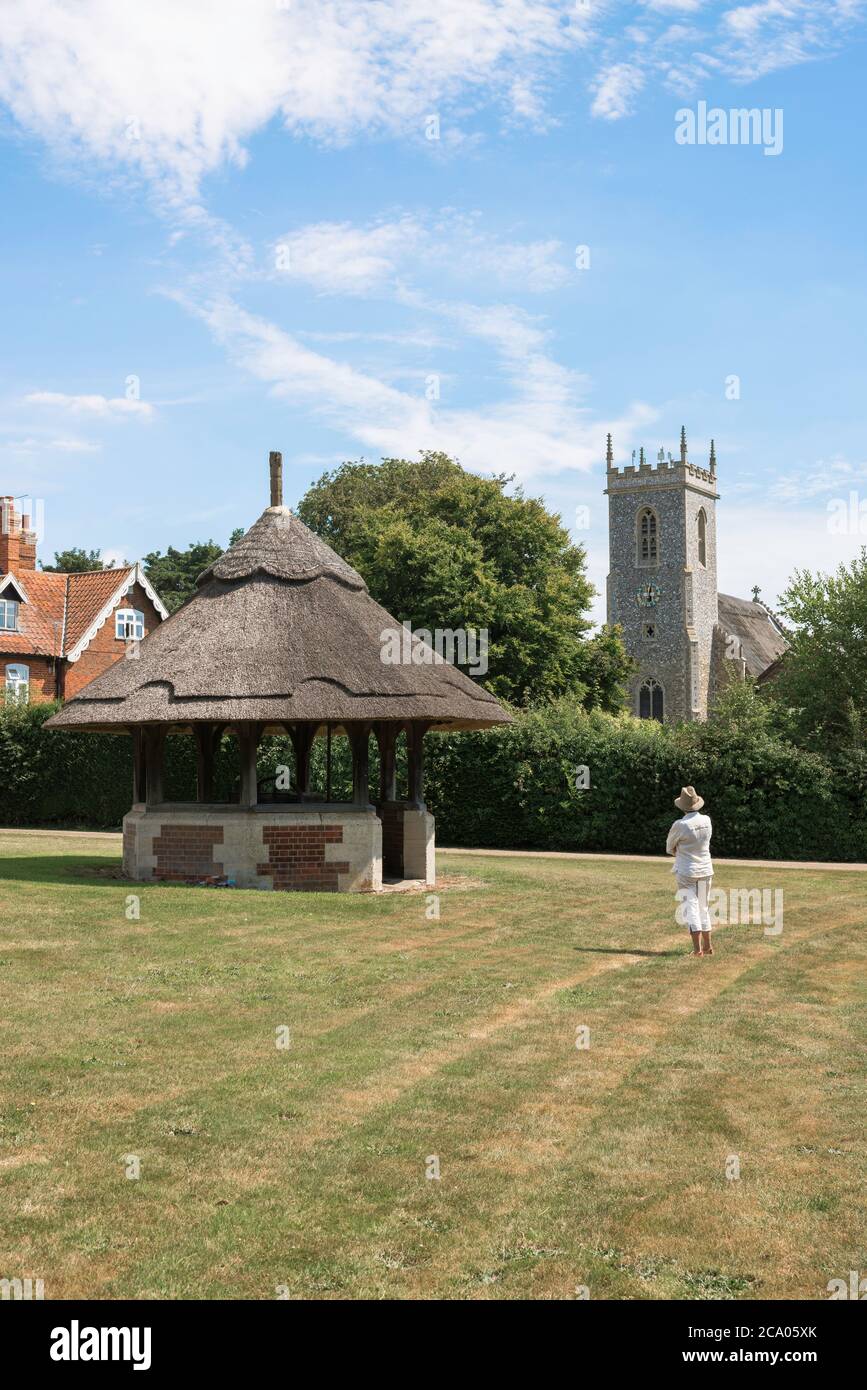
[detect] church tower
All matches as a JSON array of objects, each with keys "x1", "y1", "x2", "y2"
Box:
[{"x1": 604, "y1": 429, "x2": 719, "y2": 724}]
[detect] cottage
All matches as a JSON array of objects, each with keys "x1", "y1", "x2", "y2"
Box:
[
  {"x1": 46, "y1": 455, "x2": 512, "y2": 892},
  {"x1": 0, "y1": 496, "x2": 167, "y2": 704}
]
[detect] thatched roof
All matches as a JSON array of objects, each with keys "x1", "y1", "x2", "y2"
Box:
[
  {"x1": 716, "y1": 593, "x2": 789, "y2": 678},
  {"x1": 45, "y1": 505, "x2": 512, "y2": 733}
]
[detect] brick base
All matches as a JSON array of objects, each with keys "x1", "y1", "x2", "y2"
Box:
[
  {"x1": 257, "y1": 824, "x2": 350, "y2": 892},
  {"x1": 122, "y1": 805, "x2": 382, "y2": 892}
]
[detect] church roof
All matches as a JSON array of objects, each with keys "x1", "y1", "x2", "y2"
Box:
[
  {"x1": 716, "y1": 593, "x2": 789, "y2": 678},
  {"x1": 45, "y1": 503, "x2": 511, "y2": 733}
]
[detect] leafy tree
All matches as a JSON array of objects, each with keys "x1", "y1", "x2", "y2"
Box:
[
  {"x1": 767, "y1": 548, "x2": 867, "y2": 750},
  {"x1": 143, "y1": 530, "x2": 244, "y2": 613},
  {"x1": 297, "y1": 451, "x2": 632, "y2": 708},
  {"x1": 40, "y1": 547, "x2": 115, "y2": 573}
]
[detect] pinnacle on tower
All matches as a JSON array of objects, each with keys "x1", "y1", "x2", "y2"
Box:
[
  {"x1": 639, "y1": 446, "x2": 645, "y2": 466},
  {"x1": 680, "y1": 425, "x2": 688, "y2": 464},
  {"x1": 606, "y1": 433, "x2": 613, "y2": 467},
  {"x1": 709, "y1": 438, "x2": 717, "y2": 474}
]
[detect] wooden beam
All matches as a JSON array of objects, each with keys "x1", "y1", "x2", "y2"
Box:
[
  {"x1": 237, "y1": 723, "x2": 262, "y2": 807},
  {"x1": 406, "y1": 721, "x2": 431, "y2": 808},
  {"x1": 194, "y1": 724, "x2": 218, "y2": 803},
  {"x1": 131, "y1": 728, "x2": 146, "y2": 804},
  {"x1": 144, "y1": 727, "x2": 167, "y2": 806},
  {"x1": 288, "y1": 723, "x2": 315, "y2": 797},
  {"x1": 374, "y1": 722, "x2": 399, "y2": 803},
  {"x1": 347, "y1": 723, "x2": 372, "y2": 807}
]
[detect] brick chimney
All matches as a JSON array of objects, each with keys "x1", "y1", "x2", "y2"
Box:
[{"x1": 0, "y1": 497, "x2": 38, "y2": 573}]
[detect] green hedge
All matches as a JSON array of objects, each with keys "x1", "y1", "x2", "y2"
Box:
[
  {"x1": 2, "y1": 700, "x2": 865, "y2": 860},
  {"x1": 423, "y1": 702, "x2": 867, "y2": 862}
]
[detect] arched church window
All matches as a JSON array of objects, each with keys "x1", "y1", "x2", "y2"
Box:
[
  {"x1": 638, "y1": 677, "x2": 664, "y2": 722},
  {"x1": 637, "y1": 508, "x2": 658, "y2": 566},
  {"x1": 697, "y1": 508, "x2": 707, "y2": 567}
]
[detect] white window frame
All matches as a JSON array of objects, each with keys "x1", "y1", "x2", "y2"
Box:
[
  {"x1": 5, "y1": 663, "x2": 29, "y2": 704},
  {"x1": 115, "y1": 608, "x2": 145, "y2": 641},
  {"x1": 0, "y1": 598, "x2": 19, "y2": 631}
]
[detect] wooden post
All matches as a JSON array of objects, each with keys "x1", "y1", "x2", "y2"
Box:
[
  {"x1": 269, "y1": 451, "x2": 283, "y2": 507},
  {"x1": 406, "y1": 722, "x2": 431, "y2": 808},
  {"x1": 375, "y1": 723, "x2": 398, "y2": 803},
  {"x1": 131, "y1": 728, "x2": 146, "y2": 804},
  {"x1": 194, "y1": 723, "x2": 218, "y2": 803},
  {"x1": 288, "y1": 723, "x2": 314, "y2": 797},
  {"x1": 237, "y1": 723, "x2": 261, "y2": 807},
  {"x1": 347, "y1": 724, "x2": 372, "y2": 807},
  {"x1": 144, "y1": 727, "x2": 166, "y2": 806},
  {"x1": 325, "y1": 723, "x2": 332, "y2": 802}
]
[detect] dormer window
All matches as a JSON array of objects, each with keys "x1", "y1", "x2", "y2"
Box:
[
  {"x1": 0, "y1": 598, "x2": 19, "y2": 631},
  {"x1": 5, "y1": 663, "x2": 29, "y2": 704},
  {"x1": 116, "y1": 608, "x2": 144, "y2": 640}
]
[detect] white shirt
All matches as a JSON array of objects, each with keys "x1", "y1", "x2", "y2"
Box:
[{"x1": 666, "y1": 811, "x2": 713, "y2": 877}]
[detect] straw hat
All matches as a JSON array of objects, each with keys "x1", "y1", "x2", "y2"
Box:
[{"x1": 674, "y1": 785, "x2": 704, "y2": 812}]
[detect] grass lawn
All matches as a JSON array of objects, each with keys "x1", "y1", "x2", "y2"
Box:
[{"x1": 1, "y1": 830, "x2": 864, "y2": 1301}]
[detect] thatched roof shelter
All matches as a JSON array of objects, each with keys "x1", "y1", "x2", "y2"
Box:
[
  {"x1": 46, "y1": 485, "x2": 509, "y2": 735},
  {"x1": 45, "y1": 456, "x2": 511, "y2": 894}
]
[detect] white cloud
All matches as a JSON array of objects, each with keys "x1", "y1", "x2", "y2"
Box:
[
  {"x1": 591, "y1": 0, "x2": 865, "y2": 114},
  {"x1": 23, "y1": 392, "x2": 154, "y2": 419},
  {"x1": 274, "y1": 213, "x2": 570, "y2": 296},
  {"x1": 187, "y1": 293, "x2": 653, "y2": 483},
  {"x1": 0, "y1": 0, "x2": 583, "y2": 203},
  {"x1": 0, "y1": 435, "x2": 102, "y2": 454},
  {"x1": 591, "y1": 63, "x2": 646, "y2": 120}
]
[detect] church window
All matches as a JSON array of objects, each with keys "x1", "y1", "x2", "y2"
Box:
[
  {"x1": 697, "y1": 508, "x2": 707, "y2": 567},
  {"x1": 638, "y1": 677, "x2": 664, "y2": 722},
  {"x1": 637, "y1": 508, "x2": 658, "y2": 566},
  {"x1": 644, "y1": 623, "x2": 656, "y2": 640}
]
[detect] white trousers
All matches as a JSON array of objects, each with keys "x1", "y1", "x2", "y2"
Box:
[{"x1": 677, "y1": 874, "x2": 713, "y2": 932}]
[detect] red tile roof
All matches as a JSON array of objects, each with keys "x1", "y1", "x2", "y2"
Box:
[
  {"x1": 0, "y1": 566, "x2": 136, "y2": 658},
  {"x1": 66, "y1": 568, "x2": 135, "y2": 651}
]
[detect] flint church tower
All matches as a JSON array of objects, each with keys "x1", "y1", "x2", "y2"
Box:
[{"x1": 605, "y1": 428, "x2": 720, "y2": 724}]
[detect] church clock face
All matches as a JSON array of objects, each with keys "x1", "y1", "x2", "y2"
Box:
[{"x1": 636, "y1": 582, "x2": 661, "y2": 608}]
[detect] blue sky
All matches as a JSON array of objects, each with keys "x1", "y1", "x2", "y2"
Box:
[{"x1": 0, "y1": 0, "x2": 865, "y2": 624}]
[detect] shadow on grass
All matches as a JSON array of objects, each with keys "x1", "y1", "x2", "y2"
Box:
[
  {"x1": 0, "y1": 855, "x2": 126, "y2": 887},
  {"x1": 572, "y1": 945, "x2": 681, "y2": 958}
]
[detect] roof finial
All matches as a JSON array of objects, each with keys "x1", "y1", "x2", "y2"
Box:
[
  {"x1": 269, "y1": 450, "x2": 283, "y2": 507},
  {"x1": 680, "y1": 425, "x2": 687, "y2": 464},
  {"x1": 639, "y1": 446, "x2": 645, "y2": 466},
  {"x1": 709, "y1": 438, "x2": 717, "y2": 474},
  {"x1": 606, "y1": 432, "x2": 613, "y2": 467}
]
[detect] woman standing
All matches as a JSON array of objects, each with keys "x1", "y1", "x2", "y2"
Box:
[{"x1": 666, "y1": 786, "x2": 715, "y2": 957}]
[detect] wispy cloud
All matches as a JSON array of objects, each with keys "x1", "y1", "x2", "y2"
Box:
[
  {"x1": 0, "y1": 435, "x2": 102, "y2": 454},
  {"x1": 184, "y1": 293, "x2": 653, "y2": 483},
  {"x1": 272, "y1": 213, "x2": 570, "y2": 296},
  {"x1": 23, "y1": 392, "x2": 154, "y2": 419},
  {"x1": 0, "y1": 0, "x2": 586, "y2": 205},
  {"x1": 591, "y1": 63, "x2": 646, "y2": 120}
]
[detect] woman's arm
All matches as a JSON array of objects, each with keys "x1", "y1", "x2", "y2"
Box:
[{"x1": 665, "y1": 821, "x2": 682, "y2": 856}]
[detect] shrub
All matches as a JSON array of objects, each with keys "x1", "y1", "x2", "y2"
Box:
[{"x1": 2, "y1": 700, "x2": 864, "y2": 860}]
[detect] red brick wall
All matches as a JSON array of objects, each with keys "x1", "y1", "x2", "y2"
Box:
[
  {"x1": 1, "y1": 653, "x2": 57, "y2": 703},
  {"x1": 153, "y1": 823, "x2": 224, "y2": 882},
  {"x1": 257, "y1": 824, "x2": 349, "y2": 892},
  {"x1": 378, "y1": 804, "x2": 404, "y2": 878},
  {"x1": 64, "y1": 581, "x2": 164, "y2": 698}
]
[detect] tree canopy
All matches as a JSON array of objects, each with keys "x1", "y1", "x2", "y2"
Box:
[
  {"x1": 40, "y1": 547, "x2": 116, "y2": 573},
  {"x1": 143, "y1": 531, "x2": 244, "y2": 613},
  {"x1": 766, "y1": 548, "x2": 867, "y2": 750},
  {"x1": 297, "y1": 451, "x2": 632, "y2": 708}
]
